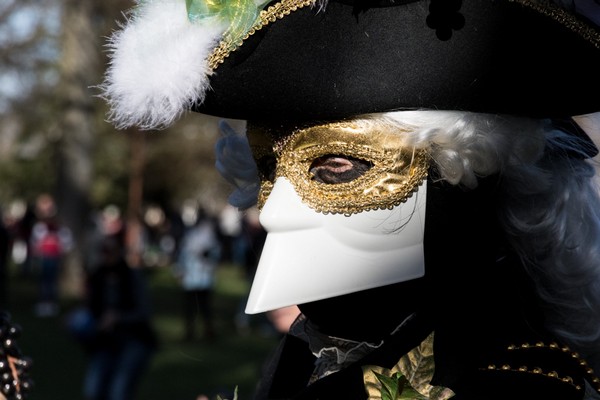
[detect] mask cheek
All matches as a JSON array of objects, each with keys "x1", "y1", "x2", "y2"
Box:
[{"x1": 324, "y1": 188, "x2": 426, "y2": 252}]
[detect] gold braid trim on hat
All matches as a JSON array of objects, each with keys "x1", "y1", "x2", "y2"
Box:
[
  {"x1": 510, "y1": 0, "x2": 600, "y2": 49},
  {"x1": 208, "y1": 0, "x2": 599, "y2": 71},
  {"x1": 208, "y1": 0, "x2": 316, "y2": 70}
]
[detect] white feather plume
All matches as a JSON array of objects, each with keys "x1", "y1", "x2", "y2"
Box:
[{"x1": 99, "y1": 0, "x2": 227, "y2": 130}]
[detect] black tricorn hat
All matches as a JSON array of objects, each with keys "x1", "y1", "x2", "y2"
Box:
[
  {"x1": 195, "y1": 0, "x2": 600, "y2": 122},
  {"x1": 101, "y1": 0, "x2": 600, "y2": 130}
]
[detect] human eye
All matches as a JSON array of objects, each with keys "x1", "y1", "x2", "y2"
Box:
[{"x1": 309, "y1": 154, "x2": 373, "y2": 184}]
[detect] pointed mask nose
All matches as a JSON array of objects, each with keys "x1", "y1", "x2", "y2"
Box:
[{"x1": 259, "y1": 178, "x2": 322, "y2": 232}]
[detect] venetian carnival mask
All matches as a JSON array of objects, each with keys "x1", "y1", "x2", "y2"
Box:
[{"x1": 243, "y1": 120, "x2": 430, "y2": 313}]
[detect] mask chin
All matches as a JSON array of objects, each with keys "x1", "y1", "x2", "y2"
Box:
[{"x1": 245, "y1": 177, "x2": 427, "y2": 314}]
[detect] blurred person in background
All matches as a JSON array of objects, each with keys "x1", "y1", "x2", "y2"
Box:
[
  {"x1": 218, "y1": 204, "x2": 244, "y2": 265},
  {"x1": 174, "y1": 206, "x2": 221, "y2": 342},
  {"x1": 81, "y1": 237, "x2": 158, "y2": 400},
  {"x1": 29, "y1": 193, "x2": 72, "y2": 317},
  {"x1": 7, "y1": 200, "x2": 37, "y2": 279}
]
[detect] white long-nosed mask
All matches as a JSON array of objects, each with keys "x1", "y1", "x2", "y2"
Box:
[{"x1": 244, "y1": 120, "x2": 429, "y2": 314}]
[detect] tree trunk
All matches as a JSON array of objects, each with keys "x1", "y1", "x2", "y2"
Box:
[
  {"x1": 126, "y1": 130, "x2": 146, "y2": 269},
  {"x1": 55, "y1": 0, "x2": 99, "y2": 298}
]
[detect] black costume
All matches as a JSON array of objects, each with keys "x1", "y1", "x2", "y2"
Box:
[{"x1": 255, "y1": 177, "x2": 600, "y2": 399}]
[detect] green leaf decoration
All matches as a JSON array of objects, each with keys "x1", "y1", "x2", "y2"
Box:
[
  {"x1": 372, "y1": 370, "x2": 432, "y2": 400},
  {"x1": 186, "y1": 0, "x2": 220, "y2": 19},
  {"x1": 395, "y1": 332, "x2": 455, "y2": 399},
  {"x1": 186, "y1": 0, "x2": 272, "y2": 50},
  {"x1": 374, "y1": 371, "x2": 403, "y2": 400},
  {"x1": 362, "y1": 332, "x2": 455, "y2": 399},
  {"x1": 398, "y1": 388, "x2": 429, "y2": 400}
]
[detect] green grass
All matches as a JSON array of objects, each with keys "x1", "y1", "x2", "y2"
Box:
[{"x1": 4, "y1": 262, "x2": 280, "y2": 400}]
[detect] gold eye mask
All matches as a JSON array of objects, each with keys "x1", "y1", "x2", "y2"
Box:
[{"x1": 247, "y1": 120, "x2": 429, "y2": 215}]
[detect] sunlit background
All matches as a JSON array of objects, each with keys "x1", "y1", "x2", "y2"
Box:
[{"x1": 0, "y1": 1, "x2": 279, "y2": 399}]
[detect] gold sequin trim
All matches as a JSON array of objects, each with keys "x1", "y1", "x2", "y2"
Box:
[
  {"x1": 279, "y1": 144, "x2": 427, "y2": 216},
  {"x1": 208, "y1": 0, "x2": 316, "y2": 70},
  {"x1": 510, "y1": 0, "x2": 600, "y2": 49},
  {"x1": 248, "y1": 120, "x2": 429, "y2": 215}
]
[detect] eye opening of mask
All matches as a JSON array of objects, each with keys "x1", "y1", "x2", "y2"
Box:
[{"x1": 309, "y1": 154, "x2": 374, "y2": 184}]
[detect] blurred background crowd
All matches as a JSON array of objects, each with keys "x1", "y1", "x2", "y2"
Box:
[
  {"x1": 0, "y1": 2, "x2": 299, "y2": 399},
  {"x1": 0, "y1": 189, "x2": 299, "y2": 400}
]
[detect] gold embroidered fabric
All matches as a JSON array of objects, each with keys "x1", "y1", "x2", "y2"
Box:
[
  {"x1": 362, "y1": 332, "x2": 455, "y2": 399},
  {"x1": 246, "y1": 121, "x2": 429, "y2": 215}
]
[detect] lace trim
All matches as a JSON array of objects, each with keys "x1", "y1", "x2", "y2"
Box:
[{"x1": 288, "y1": 313, "x2": 418, "y2": 383}]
